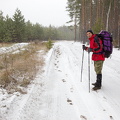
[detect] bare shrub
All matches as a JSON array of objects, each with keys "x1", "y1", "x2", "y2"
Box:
[{"x1": 0, "y1": 41, "x2": 47, "y2": 94}]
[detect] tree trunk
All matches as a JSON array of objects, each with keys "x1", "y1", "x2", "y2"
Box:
[
  {"x1": 118, "y1": 0, "x2": 120, "y2": 48},
  {"x1": 101, "y1": 0, "x2": 104, "y2": 29},
  {"x1": 74, "y1": 14, "x2": 77, "y2": 42},
  {"x1": 106, "y1": 1, "x2": 111, "y2": 31}
]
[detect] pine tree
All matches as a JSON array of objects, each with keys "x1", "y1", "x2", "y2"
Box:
[
  {"x1": 12, "y1": 8, "x2": 25, "y2": 42},
  {"x1": 32, "y1": 23, "x2": 44, "y2": 40},
  {"x1": 3, "y1": 15, "x2": 14, "y2": 42},
  {"x1": 0, "y1": 11, "x2": 5, "y2": 42},
  {"x1": 25, "y1": 20, "x2": 34, "y2": 41}
]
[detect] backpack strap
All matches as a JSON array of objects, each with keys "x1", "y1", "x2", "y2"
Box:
[{"x1": 94, "y1": 35, "x2": 101, "y2": 52}]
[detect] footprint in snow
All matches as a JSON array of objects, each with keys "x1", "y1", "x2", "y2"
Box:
[
  {"x1": 54, "y1": 63, "x2": 57, "y2": 66},
  {"x1": 56, "y1": 66, "x2": 59, "y2": 68},
  {"x1": 110, "y1": 116, "x2": 114, "y2": 120},
  {"x1": 103, "y1": 109, "x2": 106, "y2": 111},
  {"x1": 103, "y1": 96, "x2": 107, "y2": 99},
  {"x1": 80, "y1": 115, "x2": 87, "y2": 120},
  {"x1": 67, "y1": 98, "x2": 73, "y2": 105},
  {"x1": 70, "y1": 87, "x2": 73, "y2": 92},
  {"x1": 62, "y1": 79, "x2": 66, "y2": 82}
]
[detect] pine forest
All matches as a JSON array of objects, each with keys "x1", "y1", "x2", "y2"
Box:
[{"x1": 66, "y1": 0, "x2": 120, "y2": 47}]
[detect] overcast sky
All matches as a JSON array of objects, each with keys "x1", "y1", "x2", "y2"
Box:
[{"x1": 0, "y1": 0, "x2": 69, "y2": 27}]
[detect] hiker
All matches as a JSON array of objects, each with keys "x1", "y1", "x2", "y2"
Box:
[{"x1": 82, "y1": 30, "x2": 105, "y2": 90}]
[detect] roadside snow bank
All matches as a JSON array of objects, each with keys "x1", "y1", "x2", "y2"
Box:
[{"x1": 0, "y1": 43, "x2": 29, "y2": 54}]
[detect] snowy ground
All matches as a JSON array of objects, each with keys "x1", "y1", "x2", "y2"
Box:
[{"x1": 0, "y1": 41, "x2": 120, "y2": 120}]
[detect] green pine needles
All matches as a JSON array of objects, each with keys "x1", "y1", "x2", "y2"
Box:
[{"x1": 46, "y1": 39, "x2": 53, "y2": 49}]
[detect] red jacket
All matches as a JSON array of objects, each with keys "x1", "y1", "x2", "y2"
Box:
[{"x1": 87, "y1": 34, "x2": 105, "y2": 61}]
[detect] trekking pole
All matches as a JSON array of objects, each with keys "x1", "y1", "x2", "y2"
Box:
[
  {"x1": 88, "y1": 52, "x2": 90, "y2": 93},
  {"x1": 80, "y1": 49, "x2": 84, "y2": 82}
]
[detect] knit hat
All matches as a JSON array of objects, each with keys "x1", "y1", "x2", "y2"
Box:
[{"x1": 86, "y1": 30, "x2": 94, "y2": 34}]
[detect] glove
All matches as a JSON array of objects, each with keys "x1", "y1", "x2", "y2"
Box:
[
  {"x1": 88, "y1": 48, "x2": 93, "y2": 53},
  {"x1": 82, "y1": 45, "x2": 87, "y2": 50}
]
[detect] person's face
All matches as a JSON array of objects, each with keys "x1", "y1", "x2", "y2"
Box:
[{"x1": 86, "y1": 32, "x2": 93, "y2": 38}]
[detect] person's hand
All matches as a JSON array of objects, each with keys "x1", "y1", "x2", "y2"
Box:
[
  {"x1": 88, "y1": 48, "x2": 93, "y2": 53},
  {"x1": 82, "y1": 45, "x2": 86, "y2": 50}
]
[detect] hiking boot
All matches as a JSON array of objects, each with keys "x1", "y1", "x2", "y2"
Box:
[
  {"x1": 92, "y1": 86, "x2": 101, "y2": 90},
  {"x1": 92, "y1": 74, "x2": 102, "y2": 86},
  {"x1": 92, "y1": 74, "x2": 102, "y2": 90},
  {"x1": 92, "y1": 82, "x2": 97, "y2": 86}
]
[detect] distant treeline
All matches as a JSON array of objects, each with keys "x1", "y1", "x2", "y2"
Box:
[{"x1": 0, "y1": 8, "x2": 75, "y2": 43}]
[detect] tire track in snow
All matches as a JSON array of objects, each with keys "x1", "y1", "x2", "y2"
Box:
[
  {"x1": 42, "y1": 43, "x2": 82, "y2": 120},
  {"x1": 52, "y1": 42, "x2": 91, "y2": 119}
]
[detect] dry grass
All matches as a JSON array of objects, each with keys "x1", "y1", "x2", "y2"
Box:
[
  {"x1": 0, "y1": 41, "x2": 48, "y2": 94},
  {"x1": 0, "y1": 43, "x2": 15, "y2": 48}
]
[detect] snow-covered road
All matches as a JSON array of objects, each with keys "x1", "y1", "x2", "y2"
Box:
[{"x1": 1, "y1": 41, "x2": 120, "y2": 120}]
